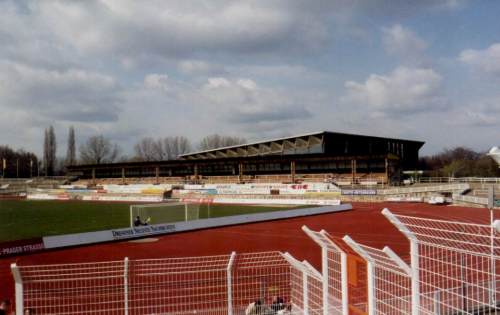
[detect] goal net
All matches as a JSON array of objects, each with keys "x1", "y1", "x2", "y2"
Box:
[{"x1": 130, "y1": 202, "x2": 203, "y2": 227}]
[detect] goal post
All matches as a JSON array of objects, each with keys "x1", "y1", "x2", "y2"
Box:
[{"x1": 129, "y1": 202, "x2": 201, "y2": 227}]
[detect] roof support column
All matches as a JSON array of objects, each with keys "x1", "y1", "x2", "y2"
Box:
[
  {"x1": 291, "y1": 161, "x2": 296, "y2": 183},
  {"x1": 91, "y1": 167, "x2": 96, "y2": 185},
  {"x1": 155, "y1": 166, "x2": 159, "y2": 184},
  {"x1": 122, "y1": 167, "x2": 126, "y2": 185},
  {"x1": 193, "y1": 164, "x2": 198, "y2": 183},
  {"x1": 351, "y1": 160, "x2": 357, "y2": 185},
  {"x1": 385, "y1": 157, "x2": 389, "y2": 186},
  {"x1": 238, "y1": 162, "x2": 243, "y2": 183}
]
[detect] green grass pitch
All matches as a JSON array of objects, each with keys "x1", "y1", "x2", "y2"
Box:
[{"x1": 0, "y1": 200, "x2": 304, "y2": 242}]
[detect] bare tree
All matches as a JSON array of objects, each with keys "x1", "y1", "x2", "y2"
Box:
[
  {"x1": 134, "y1": 137, "x2": 162, "y2": 161},
  {"x1": 79, "y1": 135, "x2": 120, "y2": 164},
  {"x1": 134, "y1": 136, "x2": 191, "y2": 161},
  {"x1": 163, "y1": 136, "x2": 191, "y2": 159},
  {"x1": 198, "y1": 134, "x2": 246, "y2": 151},
  {"x1": 65, "y1": 126, "x2": 76, "y2": 166}
]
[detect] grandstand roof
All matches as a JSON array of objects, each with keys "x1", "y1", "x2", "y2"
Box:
[{"x1": 179, "y1": 131, "x2": 424, "y2": 160}]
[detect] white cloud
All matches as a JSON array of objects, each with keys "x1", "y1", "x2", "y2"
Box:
[
  {"x1": 0, "y1": 61, "x2": 121, "y2": 123},
  {"x1": 139, "y1": 74, "x2": 313, "y2": 126},
  {"x1": 450, "y1": 98, "x2": 500, "y2": 127},
  {"x1": 178, "y1": 60, "x2": 227, "y2": 76},
  {"x1": 0, "y1": 0, "x2": 490, "y2": 155},
  {"x1": 382, "y1": 24, "x2": 428, "y2": 65},
  {"x1": 236, "y1": 79, "x2": 257, "y2": 90},
  {"x1": 0, "y1": 61, "x2": 123, "y2": 154},
  {"x1": 343, "y1": 67, "x2": 444, "y2": 115},
  {"x1": 200, "y1": 77, "x2": 311, "y2": 123},
  {"x1": 144, "y1": 74, "x2": 170, "y2": 90},
  {"x1": 204, "y1": 77, "x2": 232, "y2": 89},
  {"x1": 459, "y1": 43, "x2": 500, "y2": 76},
  {"x1": 29, "y1": 0, "x2": 330, "y2": 61}
]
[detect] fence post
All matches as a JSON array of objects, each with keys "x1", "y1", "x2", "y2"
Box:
[
  {"x1": 410, "y1": 239, "x2": 420, "y2": 315},
  {"x1": 343, "y1": 236, "x2": 376, "y2": 315},
  {"x1": 303, "y1": 271, "x2": 309, "y2": 315},
  {"x1": 227, "y1": 251, "x2": 236, "y2": 315},
  {"x1": 489, "y1": 186, "x2": 496, "y2": 308},
  {"x1": 321, "y1": 247, "x2": 329, "y2": 315},
  {"x1": 124, "y1": 257, "x2": 129, "y2": 315},
  {"x1": 341, "y1": 252, "x2": 348, "y2": 315},
  {"x1": 302, "y1": 226, "x2": 350, "y2": 315},
  {"x1": 382, "y1": 209, "x2": 420, "y2": 315},
  {"x1": 10, "y1": 263, "x2": 23, "y2": 315},
  {"x1": 366, "y1": 261, "x2": 375, "y2": 315},
  {"x1": 433, "y1": 290, "x2": 441, "y2": 315}
]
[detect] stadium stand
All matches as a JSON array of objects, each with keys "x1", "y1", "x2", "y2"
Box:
[
  {"x1": 0, "y1": 177, "x2": 69, "y2": 196},
  {"x1": 68, "y1": 131, "x2": 424, "y2": 186},
  {"x1": 71, "y1": 172, "x2": 389, "y2": 187}
]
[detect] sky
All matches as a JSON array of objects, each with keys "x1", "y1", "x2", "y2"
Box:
[{"x1": 0, "y1": 0, "x2": 499, "y2": 156}]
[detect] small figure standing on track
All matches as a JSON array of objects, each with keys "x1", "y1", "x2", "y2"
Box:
[{"x1": 133, "y1": 215, "x2": 150, "y2": 227}]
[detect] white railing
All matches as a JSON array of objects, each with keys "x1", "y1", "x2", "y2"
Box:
[
  {"x1": 343, "y1": 236, "x2": 413, "y2": 315},
  {"x1": 383, "y1": 209, "x2": 500, "y2": 314},
  {"x1": 418, "y1": 177, "x2": 500, "y2": 184},
  {"x1": 378, "y1": 183, "x2": 470, "y2": 195},
  {"x1": 11, "y1": 251, "x2": 318, "y2": 315},
  {"x1": 453, "y1": 193, "x2": 490, "y2": 206},
  {"x1": 301, "y1": 226, "x2": 348, "y2": 315}
]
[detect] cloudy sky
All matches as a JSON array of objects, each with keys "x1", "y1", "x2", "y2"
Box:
[{"x1": 1, "y1": 0, "x2": 499, "y2": 156}]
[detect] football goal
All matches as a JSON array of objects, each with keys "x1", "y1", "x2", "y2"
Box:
[{"x1": 129, "y1": 202, "x2": 207, "y2": 227}]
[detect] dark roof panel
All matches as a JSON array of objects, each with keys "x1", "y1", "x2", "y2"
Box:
[{"x1": 179, "y1": 131, "x2": 424, "y2": 159}]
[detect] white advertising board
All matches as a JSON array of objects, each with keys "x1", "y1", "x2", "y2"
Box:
[
  {"x1": 211, "y1": 197, "x2": 341, "y2": 206},
  {"x1": 386, "y1": 196, "x2": 423, "y2": 202},
  {"x1": 81, "y1": 195, "x2": 163, "y2": 202}
]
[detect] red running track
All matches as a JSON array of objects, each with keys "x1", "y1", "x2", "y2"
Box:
[{"x1": 0, "y1": 202, "x2": 495, "y2": 305}]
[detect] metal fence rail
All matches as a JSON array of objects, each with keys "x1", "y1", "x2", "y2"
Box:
[
  {"x1": 301, "y1": 226, "x2": 348, "y2": 315},
  {"x1": 281, "y1": 252, "x2": 324, "y2": 315},
  {"x1": 453, "y1": 193, "x2": 490, "y2": 206},
  {"x1": 12, "y1": 252, "x2": 300, "y2": 315},
  {"x1": 11, "y1": 209, "x2": 500, "y2": 315},
  {"x1": 383, "y1": 209, "x2": 500, "y2": 314},
  {"x1": 417, "y1": 177, "x2": 500, "y2": 184},
  {"x1": 378, "y1": 183, "x2": 470, "y2": 195},
  {"x1": 343, "y1": 236, "x2": 413, "y2": 315}
]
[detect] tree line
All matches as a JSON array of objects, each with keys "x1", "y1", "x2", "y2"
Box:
[
  {"x1": 0, "y1": 146, "x2": 38, "y2": 178},
  {"x1": 1, "y1": 126, "x2": 498, "y2": 178},
  {"x1": 0, "y1": 126, "x2": 247, "y2": 177},
  {"x1": 419, "y1": 147, "x2": 500, "y2": 177}
]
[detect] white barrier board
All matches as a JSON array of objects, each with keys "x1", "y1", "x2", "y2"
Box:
[
  {"x1": 209, "y1": 197, "x2": 341, "y2": 206},
  {"x1": 42, "y1": 203, "x2": 352, "y2": 249}
]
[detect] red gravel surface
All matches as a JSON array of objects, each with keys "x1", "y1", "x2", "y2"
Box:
[{"x1": 0, "y1": 202, "x2": 494, "y2": 306}]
